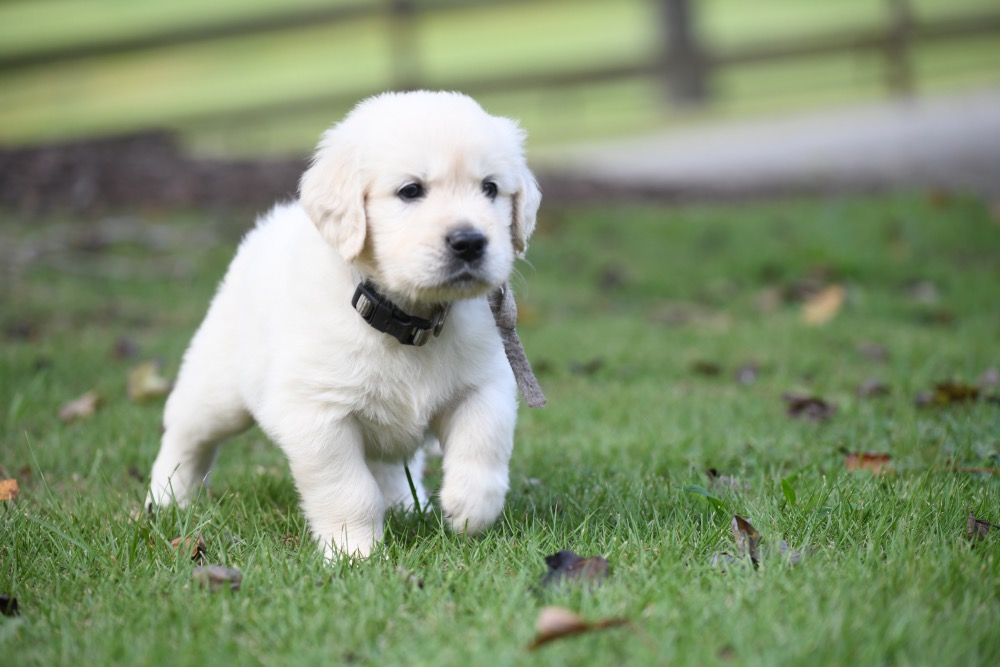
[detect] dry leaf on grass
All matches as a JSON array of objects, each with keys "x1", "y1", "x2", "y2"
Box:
[
  {"x1": 782, "y1": 394, "x2": 836, "y2": 421},
  {"x1": 0, "y1": 595, "x2": 19, "y2": 617},
  {"x1": 691, "y1": 360, "x2": 723, "y2": 377},
  {"x1": 844, "y1": 451, "x2": 893, "y2": 475},
  {"x1": 732, "y1": 515, "x2": 761, "y2": 565},
  {"x1": 528, "y1": 606, "x2": 628, "y2": 650},
  {"x1": 966, "y1": 513, "x2": 994, "y2": 541},
  {"x1": 914, "y1": 381, "x2": 981, "y2": 407},
  {"x1": 540, "y1": 550, "x2": 610, "y2": 589},
  {"x1": 58, "y1": 390, "x2": 101, "y2": 422},
  {"x1": 192, "y1": 565, "x2": 242, "y2": 592},
  {"x1": 127, "y1": 361, "x2": 172, "y2": 402},
  {"x1": 170, "y1": 535, "x2": 206, "y2": 561},
  {"x1": 801, "y1": 284, "x2": 845, "y2": 325},
  {"x1": 0, "y1": 479, "x2": 19, "y2": 501}
]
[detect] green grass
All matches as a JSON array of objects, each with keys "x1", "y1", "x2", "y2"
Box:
[{"x1": 2, "y1": 194, "x2": 1000, "y2": 665}]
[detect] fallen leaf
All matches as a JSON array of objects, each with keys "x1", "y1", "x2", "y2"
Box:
[
  {"x1": 58, "y1": 390, "x2": 101, "y2": 422},
  {"x1": 170, "y1": 535, "x2": 206, "y2": 561},
  {"x1": 540, "y1": 550, "x2": 610, "y2": 589},
  {"x1": 0, "y1": 479, "x2": 19, "y2": 501},
  {"x1": 782, "y1": 394, "x2": 836, "y2": 421},
  {"x1": 732, "y1": 515, "x2": 761, "y2": 565},
  {"x1": 691, "y1": 360, "x2": 723, "y2": 376},
  {"x1": 528, "y1": 606, "x2": 627, "y2": 650},
  {"x1": 127, "y1": 361, "x2": 171, "y2": 402},
  {"x1": 192, "y1": 565, "x2": 242, "y2": 592},
  {"x1": 0, "y1": 595, "x2": 19, "y2": 617},
  {"x1": 857, "y1": 377, "x2": 890, "y2": 398},
  {"x1": 966, "y1": 513, "x2": 993, "y2": 541},
  {"x1": 845, "y1": 451, "x2": 892, "y2": 475},
  {"x1": 801, "y1": 284, "x2": 845, "y2": 326},
  {"x1": 915, "y1": 381, "x2": 980, "y2": 407}
]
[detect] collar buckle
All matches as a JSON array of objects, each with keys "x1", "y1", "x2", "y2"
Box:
[{"x1": 352, "y1": 281, "x2": 448, "y2": 346}]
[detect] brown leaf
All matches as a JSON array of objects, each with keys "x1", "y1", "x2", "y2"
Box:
[
  {"x1": 170, "y1": 535, "x2": 206, "y2": 561},
  {"x1": 845, "y1": 451, "x2": 893, "y2": 475},
  {"x1": 58, "y1": 390, "x2": 101, "y2": 422},
  {"x1": 540, "y1": 550, "x2": 610, "y2": 589},
  {"x1": 732, "y1": 515, "x2": 761, "y2": 565},
  {"x1": 127, "y1": 361, "x2": 171, "y2": 402},
  {"x1": 966, "y1": 513, "x2": 994, "y2": 541},
  {"x1": 915, "y1": 381, "x2": 980, "y2": 407},
  {"x1": 112, "y1": 336, "x2": 141, "y2": 360},
  {"x1": 801, "y1": 284, "x2": 845, "y2": 326},
  {"x1": 192, "y1": 565, "x2": 242, "y2": 592},
  {"x1": 691, "y1": 360, "x2": 723, "y2": 377},
  {"x1": 0, "y1": 479, "x2": 19, "y2": 502},
  {"x1": 782, "y1": 393, "x2": 836, "y2": 421},
  {"x1": 528, "y1": 606, "x2": 627, "y2": 650}
]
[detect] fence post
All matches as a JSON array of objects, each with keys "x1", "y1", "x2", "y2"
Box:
[
  {"x1": 657, "y1": 0, "x2": 709, "y2": 106},
  {"x1": 885, "y1": 0, "x2": 915, "y2": 96},
  {"x1": 388, "y1": 0, "x2": 421, "y2": 91}
]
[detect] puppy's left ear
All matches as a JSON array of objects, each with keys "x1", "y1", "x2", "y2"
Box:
[
  {"x1": 511, "y1": 166, "x2": 541, "y2": 256},
  {"x1": 299, "y1": 130, "x2": 367, "y2": 262}
]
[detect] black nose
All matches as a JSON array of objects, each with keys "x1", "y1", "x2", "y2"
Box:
[{"x1": 446, "y1": 228, "x2": 487, "y2": 263}]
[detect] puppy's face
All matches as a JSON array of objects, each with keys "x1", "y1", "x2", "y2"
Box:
[{"x1": 300, "y1": 91, "x2": 541, "y2": 305}]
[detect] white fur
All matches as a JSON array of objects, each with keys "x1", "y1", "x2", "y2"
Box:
[{"x1": 146, "y1": 91, "x2": 541, "y2": 559}]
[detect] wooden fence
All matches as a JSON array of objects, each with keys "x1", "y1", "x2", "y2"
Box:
[{"x1": 2, "y1": 0, "x2": 999, "y2": 128}]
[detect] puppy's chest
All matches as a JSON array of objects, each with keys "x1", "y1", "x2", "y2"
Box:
[{"x1": 352, "y1": 351, "x2": 466, "y2": 457}]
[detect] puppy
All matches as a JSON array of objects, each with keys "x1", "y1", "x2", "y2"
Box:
[{"x1": 146, "y1": 90, "x2": 541, "y2": 559}]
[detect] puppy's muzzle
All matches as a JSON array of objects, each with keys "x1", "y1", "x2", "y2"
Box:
[{"x1": 446, "y1": 227, "x2": 488, "y2": 263}]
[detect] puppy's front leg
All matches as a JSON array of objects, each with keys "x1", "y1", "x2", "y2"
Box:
[
  {"x1": 277, "y1": 417, "x2": 385, "y2": 559},
  {"x1": 436, "y1": 381, "x2": 517, "y2": 536}
]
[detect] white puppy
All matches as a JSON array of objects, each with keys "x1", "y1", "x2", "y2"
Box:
[{"x1": 146, "y1": 91, "x2": 541, "y2": 559}]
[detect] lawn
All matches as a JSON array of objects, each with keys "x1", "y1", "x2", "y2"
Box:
[{"x1": 1, "y1": 194, "x2": 999, "y2": 665}]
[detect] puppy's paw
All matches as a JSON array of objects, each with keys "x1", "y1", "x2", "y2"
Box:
[{"x1": 439, "y1": 466, "x2": 509, "y2": 536}]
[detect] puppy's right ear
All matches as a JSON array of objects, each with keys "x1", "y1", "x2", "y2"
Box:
[{"x1": 299, "y1": 130, "x2": 367, "y2": 262}]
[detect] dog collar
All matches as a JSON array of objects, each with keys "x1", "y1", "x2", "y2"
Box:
[{"x1": 351, "y1": 280, "x2": 449, "y2": 346}]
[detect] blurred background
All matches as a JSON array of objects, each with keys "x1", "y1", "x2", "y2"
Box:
[{"x1": 1, "y1": 0, "x2": 999, "y2": 208}]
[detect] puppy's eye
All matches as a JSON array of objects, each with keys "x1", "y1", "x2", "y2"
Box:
[
  {"x1": 482, "y1": 180, "x2": 498, "y2": 201},
  {"x1": 397, "y1": 183, "x2": 425, "y2": 201}
]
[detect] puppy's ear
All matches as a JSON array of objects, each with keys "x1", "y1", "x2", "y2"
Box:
[
  {"x1": 299, "y1": 130, "x2": 367, "y2": 262},
  {"x1": 511, "y1": 166, "x2": 541, "y2": 256}
]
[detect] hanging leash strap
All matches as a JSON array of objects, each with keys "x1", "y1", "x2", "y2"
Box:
[{"x1": 489, "y1": 283, "x2": 547, "y2": 408}]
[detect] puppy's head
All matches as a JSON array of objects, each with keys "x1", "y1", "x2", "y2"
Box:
[{"x1": 300, "y1": 91, "x2": 540, "y2": 304}]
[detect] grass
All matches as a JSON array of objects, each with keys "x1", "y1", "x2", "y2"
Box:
[{"x1": 2, "y1": 194, "x2": 1000, "y2": 665}]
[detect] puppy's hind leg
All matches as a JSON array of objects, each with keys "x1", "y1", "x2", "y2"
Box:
[{"x1": 146, "y1": 373, "x2": 252, "y2": 510}]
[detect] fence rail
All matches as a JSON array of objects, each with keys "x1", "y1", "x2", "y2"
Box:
[{"x1": 2, "y1": 0, "x2": 999, "y2": 132}]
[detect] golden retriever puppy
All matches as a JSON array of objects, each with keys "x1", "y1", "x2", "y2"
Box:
[{"x1": 146, "y1": 91, "x2": 541, "y2": 559}]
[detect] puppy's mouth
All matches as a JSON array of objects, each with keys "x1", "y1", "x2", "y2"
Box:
[{"x1": 436, "y1": 265, "x2": 493, "y2": 296}]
